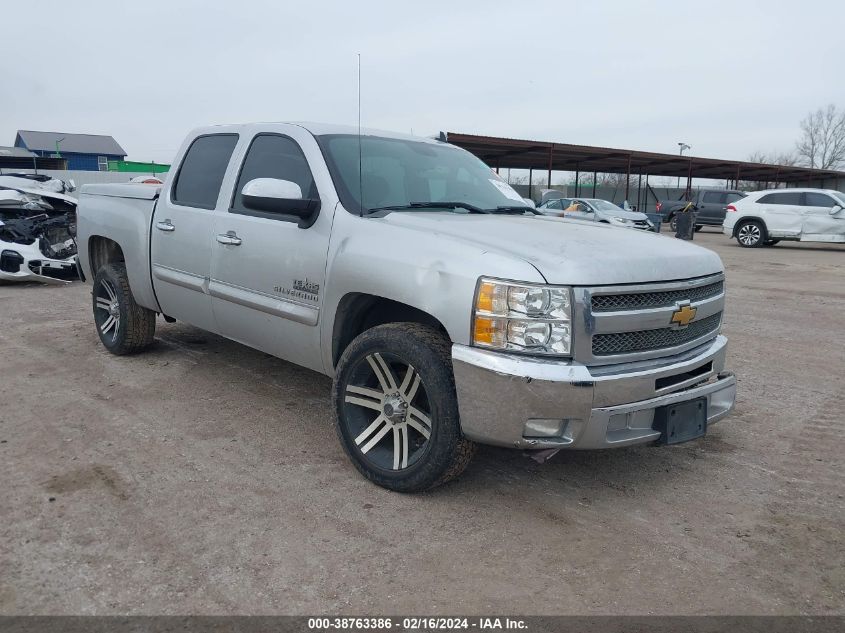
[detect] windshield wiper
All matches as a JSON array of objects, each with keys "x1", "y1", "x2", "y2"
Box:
[
  {"x1": 490, "y1": 205, "x2": 541, "y2": 215},
  {"x1": 364, "y1": 201, "x2": 490, "y2": 215}
]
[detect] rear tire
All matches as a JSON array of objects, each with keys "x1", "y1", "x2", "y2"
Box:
[
  {"x1": 669, "y1": 215, "x2": 678, "y2": 232},
  {"x1": 92, "y1": 263, "x2": 156, "y2": 355},
  {"x1": 735, "y1": 220, "x2": 766, "y2": 248},
  {"x1": 332, "y1": 323, "x2": 475, "y2": 492}
]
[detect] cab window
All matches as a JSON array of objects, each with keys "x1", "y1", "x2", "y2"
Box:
[
  {"x1": 231, "y1": 134, "x2": 318, "y2": 215},
  {"x1": 172, "y1": 134, "x2": 239, "y2": 209}
]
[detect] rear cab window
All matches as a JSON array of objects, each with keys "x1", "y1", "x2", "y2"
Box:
[{"x1": 172, "y1": 134, "x2": 239, "y2": 209}]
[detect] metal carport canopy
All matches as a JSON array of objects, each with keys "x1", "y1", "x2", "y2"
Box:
[{"x1": 446, "y1": 132, "x2": 845, "y2": 184}]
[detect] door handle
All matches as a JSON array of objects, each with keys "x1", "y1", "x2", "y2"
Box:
[
  {"x1": 155, "y1": 220, "x2": 175, "y2": 232},
  {"x1": 216, "y1": 231, "x2": 242, "y2": 246}
]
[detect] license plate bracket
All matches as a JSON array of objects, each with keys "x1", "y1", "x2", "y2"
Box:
[{"x1": 653, "y1": 398, "x2": 708, "y2": 445}]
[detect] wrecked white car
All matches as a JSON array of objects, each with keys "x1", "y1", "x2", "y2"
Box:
[{"x1": 0, "y1": 175, "x2": 78, "y2": 284}]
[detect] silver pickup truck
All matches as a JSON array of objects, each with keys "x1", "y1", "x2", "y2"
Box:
[{"x1": 76, "y1": 122, "x2": 736, "y2": 492}]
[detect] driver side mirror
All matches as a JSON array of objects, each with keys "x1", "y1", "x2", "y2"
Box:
[
  {"x1": 241, "y1": 178, "x2": 320, "y2": 228},
  {"x1": 830, "y1": 204, "x2": 844, "y2": 215}
]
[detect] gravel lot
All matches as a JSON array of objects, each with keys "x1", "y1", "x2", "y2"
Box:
[{"x1": 1, "y1": 230, "x2": 842, "y2": 615}]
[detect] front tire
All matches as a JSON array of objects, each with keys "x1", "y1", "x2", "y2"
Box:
[
  {"x1": 92, "y1": 263, "x2": 156, "y2": 355},
  {"x1": 332, "y1": 323, "x2": 475, "y2": 492},
  {"x1": 735, "y1": 220, "x2": 766, "y2": 248}
]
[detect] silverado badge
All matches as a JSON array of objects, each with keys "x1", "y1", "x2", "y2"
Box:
[{"x1": 670, "y1": 303, "x2": 697, "y2": 328}]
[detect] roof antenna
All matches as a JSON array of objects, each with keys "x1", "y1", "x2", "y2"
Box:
[{"x1": 357, "y1": 53, "x2": 364, "y2": 218}]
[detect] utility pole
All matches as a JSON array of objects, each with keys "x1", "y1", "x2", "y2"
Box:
[
  {"x1": 54, "y1": 137, "x2": 66, "y2": 158},
  {"x1": 677, "y1": 142, "x2": 690, "y2": 190}
]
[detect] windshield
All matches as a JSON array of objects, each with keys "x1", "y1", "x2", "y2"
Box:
[
  {"x1": 316, "y1": 134, "x2": 531, "y2": 214},
  {"x1": 584, "y1": 199, "x2": 622, "y2": 212}
]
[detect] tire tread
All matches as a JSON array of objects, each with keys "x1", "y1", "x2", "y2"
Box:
[
  {"x1": 332, "y1": 322, "x2": 475, "y2": 492},
  {"x1": 94, "y1": 262, "x2": 156, "y2": 355}
]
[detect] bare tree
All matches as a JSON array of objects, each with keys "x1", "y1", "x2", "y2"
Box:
[
  {"x1": 795, "y1": 104, "x2": 845, "y2": 169},
  {"x1": 734, "y1": 150, "x2": 800, "y2": 190}
]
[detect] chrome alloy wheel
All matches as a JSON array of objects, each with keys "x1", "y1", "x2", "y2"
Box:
[
  {"x1": 342, "y1": 352, "x2": 432, "y2": 471},
  {"x1": 737, "y1": 223, "x2": 761, "y2": 246},
  {"x1": 94, "y1": 279, "x2": 121, "y2": 342}
]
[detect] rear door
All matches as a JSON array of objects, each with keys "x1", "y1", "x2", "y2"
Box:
[
  {"x1": 209, "y1": 128, "x2": 333, "y2": 371},
  {"x1": 696, "y1": 191, "x2": 725, "y2": 224},
  {"x1": 801, "y1": 192, "x2": 845, "y2": 242},
  {"x1": 756, "y1": 191, "x2": 804, "y2": 237},
  {"x1": 539, "y1": 199, "x2": 563, "y2": 215},
  {"x1": 150, "y1": 133, "x2": 239, "y2": 332}
]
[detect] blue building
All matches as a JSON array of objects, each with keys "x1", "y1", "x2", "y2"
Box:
[{"x1": 14, "y1": 130, "x2": 126, "y2": 171}]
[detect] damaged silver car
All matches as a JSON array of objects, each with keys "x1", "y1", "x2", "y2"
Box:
[{"x1": 0, "y1": 174, "x2": 78, "y2": 284}]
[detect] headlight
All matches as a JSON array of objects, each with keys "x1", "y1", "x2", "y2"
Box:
[
  {"x1": 473, "y1": 278, "x2": 572, "y2": 356},
  {"x1": 611, "y1": 217, "x2": 632, "y2": 224}
]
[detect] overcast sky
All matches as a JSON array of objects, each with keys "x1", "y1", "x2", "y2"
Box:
[{"x1": 2, "y1": 0, "x2": 844, "y2": 165}]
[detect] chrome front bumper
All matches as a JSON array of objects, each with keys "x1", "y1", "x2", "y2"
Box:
[{"x1": 451, "y1": 335, "x2": 736, "y2": 449}]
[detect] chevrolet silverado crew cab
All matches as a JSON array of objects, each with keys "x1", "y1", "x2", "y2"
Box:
[{"x1": 76, "y1": 123, "x2": 736, "y2": 492}]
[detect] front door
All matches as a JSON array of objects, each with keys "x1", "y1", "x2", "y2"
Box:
[
  {"x1": 150, "y1": 133, "x2": 239, "y2": 332},
  {"x1": 209, "y1": 129, "x2": 333, "y2": 372},
  {"x1": 567, "y1": 200, "x2": 595, "y2": 221},
  {"x1": 801, "y1": 191, "x2": 845, "y2": 242}
]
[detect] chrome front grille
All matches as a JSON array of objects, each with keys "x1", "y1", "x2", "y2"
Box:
[
  {"x1": 591, "y1": 280, "x2": 724, "y2": 312},
  {"x1": 592, "y1": 312, "x2": 722, "y2": 356},
  {"x1": 573, "y1": 274, "x2": 725, "y2": 365}
]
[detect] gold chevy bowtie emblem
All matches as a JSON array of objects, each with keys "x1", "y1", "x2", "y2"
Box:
[{"x1": 671, "y1": 304, "x2": 697, "y2": 328}]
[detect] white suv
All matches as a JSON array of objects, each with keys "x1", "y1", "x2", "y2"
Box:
[{"x1": 723, "y1": 188, "x2": 845, "y2": 247}]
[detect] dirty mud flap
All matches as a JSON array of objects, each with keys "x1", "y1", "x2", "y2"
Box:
[{"x1": 652, "y1": 397, "x2": 707, "y2": 445}]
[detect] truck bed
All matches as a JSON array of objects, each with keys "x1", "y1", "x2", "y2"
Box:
[
  {"x1": 80, "y1": 183, "x2": 162, "y2": 200},
  {"x1": 77, "y1": 183, "x2": 161, "y2": 312}
]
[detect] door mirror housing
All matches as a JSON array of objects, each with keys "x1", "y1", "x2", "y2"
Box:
[
  {"x1": 830, "y1": 204, "x2": 844, "y2": 215},
  {"x1": 240, "y1": 178, "x2": 320, "y2": 227}
]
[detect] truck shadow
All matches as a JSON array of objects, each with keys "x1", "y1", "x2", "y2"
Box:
[
  {"x1": 449, "y1": 432, "x2": 735, "y2": 498},
  {"x1": 145, "y1": 322, "x2": 735, "y2": 501}
]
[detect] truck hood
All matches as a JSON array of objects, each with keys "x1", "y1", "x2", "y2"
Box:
[{"x1": 381, "y1": 212, "x2": 723, "y2": 285}]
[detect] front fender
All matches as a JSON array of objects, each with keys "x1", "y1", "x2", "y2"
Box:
[{"x1": 319, "y1": 210, "x2": 544, "y2": 375}]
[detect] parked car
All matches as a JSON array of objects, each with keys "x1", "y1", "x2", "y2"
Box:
[
  {"x1": 129, "y1": 176, "x2": 165, "y2": 185},
  {"x1": 656, "y1": 190, "x2": 746, "y2": 232},
  {"x1": 723, "y1": 188, "x2": 845, "y2": 247},
  {"x1": 76, "y1": 122, "x2": 736, "y2": 492},
  {"x1": 538, "y1": 197, "x2": 654, "y2": 230},
  {"x1": 0, "y1": 176, "x2": 78, "y2": 284}
]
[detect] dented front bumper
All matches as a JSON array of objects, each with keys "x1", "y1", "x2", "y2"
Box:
[
  {"x1": 451, "y1": 336, "x2": 735, "y2": 449},
  {"x1": 0, "y1": 240, "x2": 77, "y2": 285}
]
